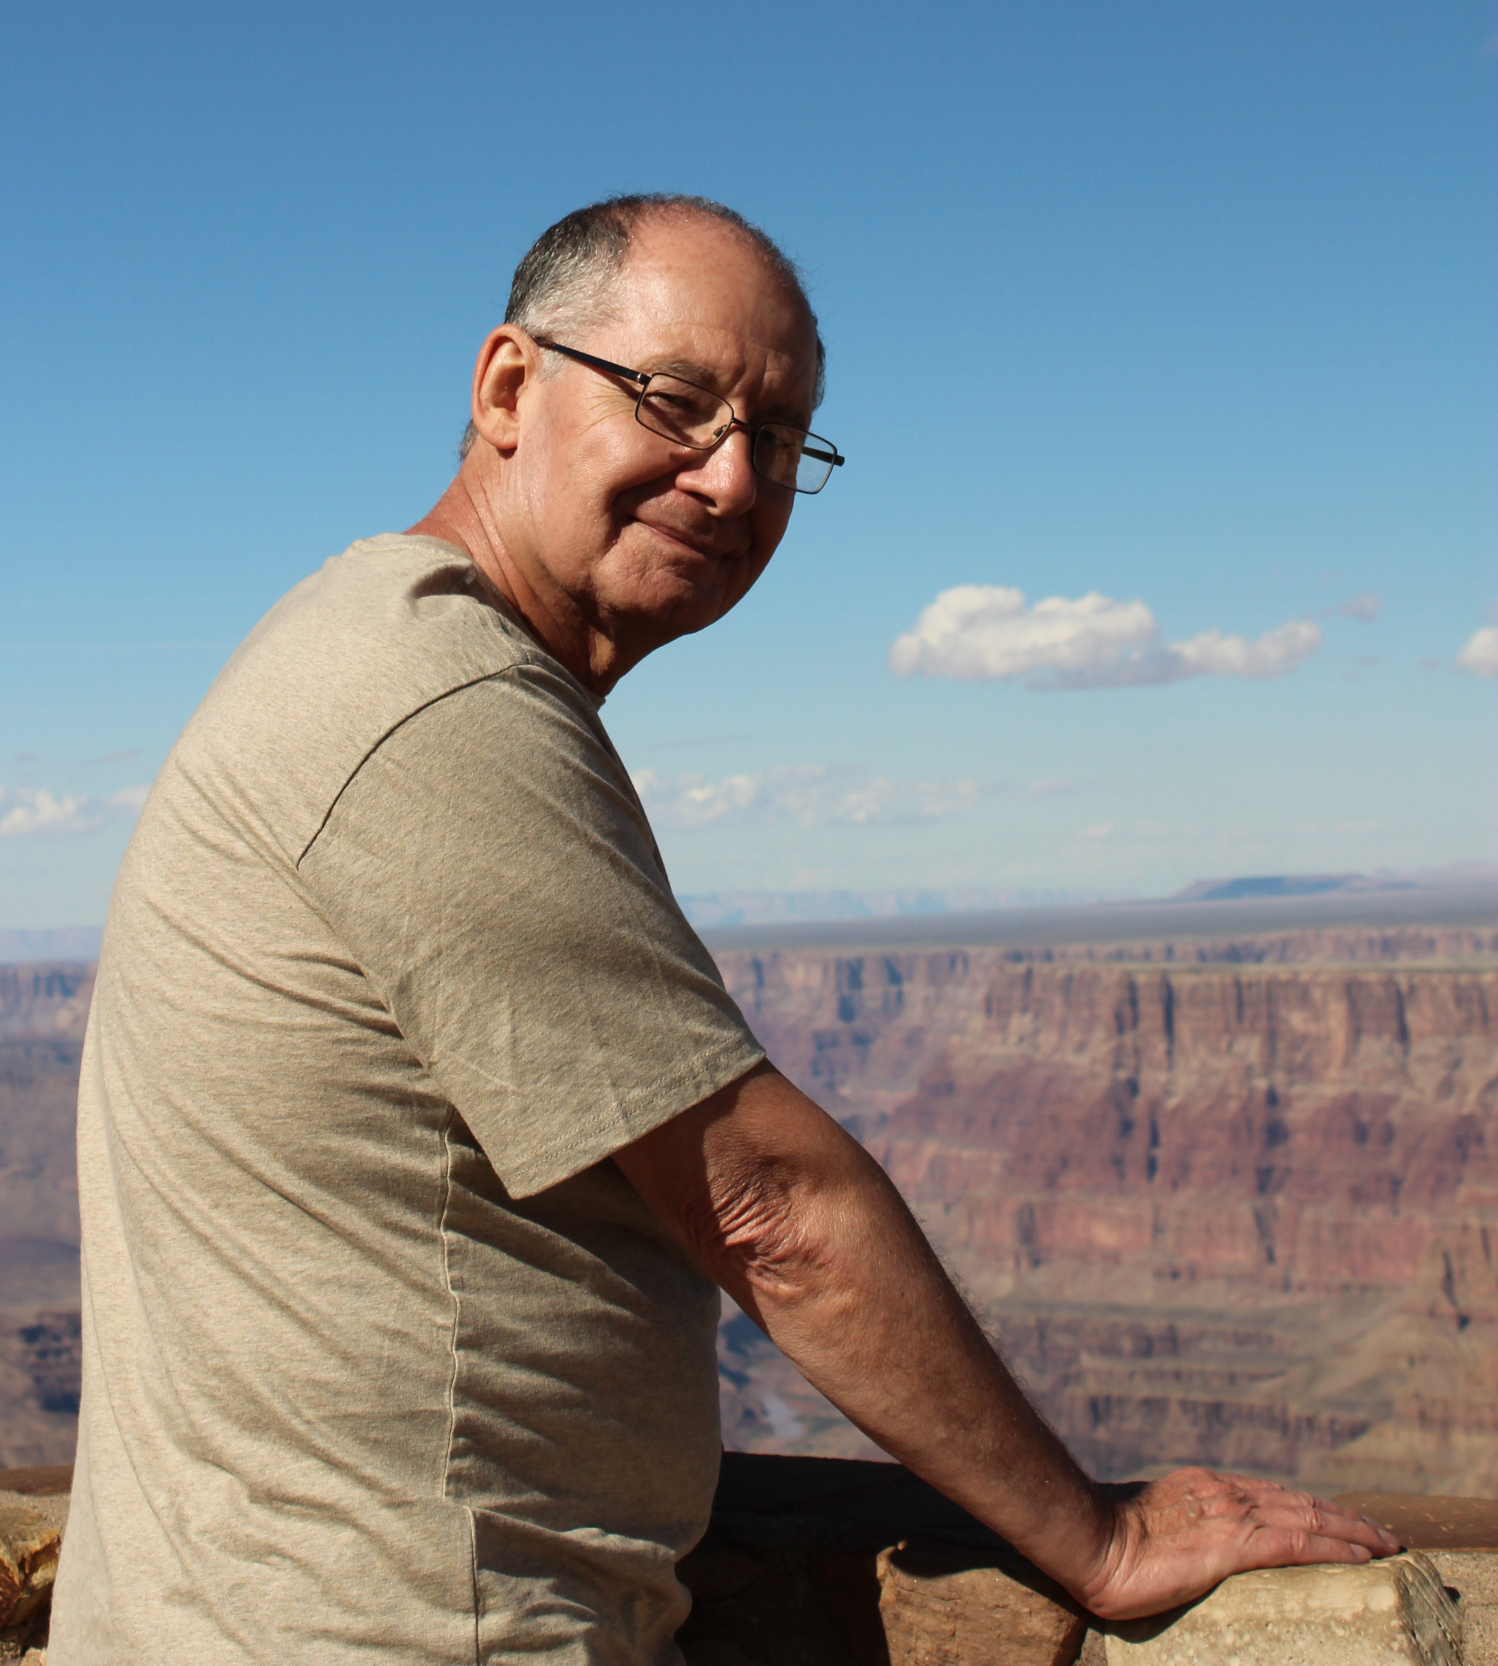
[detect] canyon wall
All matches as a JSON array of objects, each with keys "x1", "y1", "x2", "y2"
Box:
[
  {"x1": 716, "y1": 940, "x2": 1498, "y2": 1494},
  {"x1": 0, "y1": 963, "x2": 89, "y2": 1467},
  {"x1": 4, "y1": 942, "x2": 1496, "y2": 1492}
]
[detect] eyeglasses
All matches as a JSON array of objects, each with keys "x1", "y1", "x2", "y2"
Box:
[{"x1": 532, "y1": 338, "x2": 845, "y2": 494}]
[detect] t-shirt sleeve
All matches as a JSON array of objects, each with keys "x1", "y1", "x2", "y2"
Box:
[{"x1": 297, "y1": 663, "x2": 765, "y2": 1197}]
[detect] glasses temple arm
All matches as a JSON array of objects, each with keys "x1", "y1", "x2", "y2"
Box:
[{"x1": 534, "y1": 339, "x2": 651, "y2": 388}]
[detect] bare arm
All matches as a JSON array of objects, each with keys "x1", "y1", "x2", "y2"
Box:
[{"x1": 614, "y1": 1061, "x2": 1398, "y2": 1621}]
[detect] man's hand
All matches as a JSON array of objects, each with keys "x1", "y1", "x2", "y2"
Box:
[{"x1": 1080, "y1": 1469, "x2": 1400, "y2": 1620}]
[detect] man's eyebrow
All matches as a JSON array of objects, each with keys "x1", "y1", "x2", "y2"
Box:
[
  {"x1": 644, "y1": 356, "x2": 721, "y2": 386},
  {"x1": 644, "y1": 358, "x2": 812, "y2": 425}
]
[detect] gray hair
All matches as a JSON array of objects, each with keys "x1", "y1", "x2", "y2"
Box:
[{"x1": 459, "y1": 194, "x2": 824, "y2": 459}]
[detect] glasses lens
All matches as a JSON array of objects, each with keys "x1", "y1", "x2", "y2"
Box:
[
  {"x1": 755, "y1": 425, "x2": 836, "y2": 493},
  {"x1": 637, "y1": 375, "x2": 732, "y2": 447}
]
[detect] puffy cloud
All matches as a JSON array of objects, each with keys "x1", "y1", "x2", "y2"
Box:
[
  {"x1": 1169, "y1": 621, "x2": 1323, "y2": 680},
  {"x1": 889, "y1": 586, "x2": 1322, "y2": 689},
  {"x1": 1456, "y1": 626, "x2": 1498, "y2": 677},
  {"x1": 0, "y1": 785, "x2": 149, "y2": 839},
  {"x1": 632, "y1": 765, "x2": 979, "y2": 831}
]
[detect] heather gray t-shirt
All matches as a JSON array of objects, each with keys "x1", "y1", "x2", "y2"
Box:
[{"x1": 50, "y1": 535, "x2": 765, "y2": 1666}]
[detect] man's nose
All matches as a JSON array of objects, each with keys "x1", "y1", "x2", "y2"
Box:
[{"x1": 678, "y1": 423, "x2": 758, "y2": 513}]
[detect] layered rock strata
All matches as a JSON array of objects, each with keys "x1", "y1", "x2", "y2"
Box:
[
  {"x1": 716, "y1": 945, "x2": 1498, "y2": 1493},
  {"x1": 5, "y1": 939, "x2": 1496, "y2": 1492},
  {"x1": 0, "y1": 965, "x2": 88, "y2": 1471}
]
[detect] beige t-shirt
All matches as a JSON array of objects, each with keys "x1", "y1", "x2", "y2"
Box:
[{"x1": 50, "y1": 535, "x2": 765, "y2": 1666}]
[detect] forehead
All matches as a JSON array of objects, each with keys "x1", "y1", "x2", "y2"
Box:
[{"x1": 603, "y1": 217, "x2": 819, "y2": 408}]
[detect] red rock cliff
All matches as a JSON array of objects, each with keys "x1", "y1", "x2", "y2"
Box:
[{"x1": 716, "y1": 946, "x2": 1498, "y2": 1493}]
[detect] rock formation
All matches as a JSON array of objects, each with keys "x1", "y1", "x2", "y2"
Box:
[
  {"x1": 4, "y1": 931, "x2": 1496, "y2": 1495},
  {"x1": 715, "y1": 939, "x2": 1498, "y2": 1495},
  {"x1": 0, "y1": 967, "x2": 88, "y2": 1470}
]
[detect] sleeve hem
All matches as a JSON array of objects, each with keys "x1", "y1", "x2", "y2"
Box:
[{"x1": 494, "y1": 1034, "x2": 768, "y2": 1200}]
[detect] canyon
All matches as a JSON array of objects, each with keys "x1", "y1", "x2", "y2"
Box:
[
  {"x1": 0, "y1": 963, "x2": 87, "y2": 1469},
  {"x1": 713, "y1": 921, "x2": 1498, "y2": 1495},
  {"x1": 3, "y1": 906, "x2": 1496, "y2": 1492}
]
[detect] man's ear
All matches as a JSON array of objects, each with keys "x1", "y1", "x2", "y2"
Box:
[{"x1": 470, "y1": 326, "x2": 536, "y2": 456}]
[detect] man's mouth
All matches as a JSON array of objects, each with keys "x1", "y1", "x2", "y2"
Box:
[{"x1": 636, "y1": 519, "x2": 743, "y2": 562}]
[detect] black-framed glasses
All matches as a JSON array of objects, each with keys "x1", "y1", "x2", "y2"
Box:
[{"x1": 533, "y1": 338, "x2": 844, "y2": 495}]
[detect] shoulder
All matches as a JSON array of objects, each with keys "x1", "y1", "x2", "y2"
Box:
[{"x1": 164, "y1": 534, "x2": 588, "y2": 865}]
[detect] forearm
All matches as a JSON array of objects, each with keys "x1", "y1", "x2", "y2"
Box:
[
  {"x1": 731, "y1": 1127, "x2": 1108, "y2": 1589},
  {"x1": 619, "y1": 1065, "x2": 1112, "y2": 1596}
]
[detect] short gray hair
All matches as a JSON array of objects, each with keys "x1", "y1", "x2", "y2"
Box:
[{"x1": 459, "y1": 194, "x2": 824, "y2": 459}]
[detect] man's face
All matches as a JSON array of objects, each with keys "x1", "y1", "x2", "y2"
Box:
[{"x1": 493, "y1": 216, "x2": 821, "y2": 673}]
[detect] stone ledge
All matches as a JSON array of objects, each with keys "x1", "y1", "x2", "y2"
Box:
[
  {"x1": 4, "y1": 1457, "x2": 1496, "y2": 1663},
  {"x1": 1345, "y1": 1492, "x2": 1498, "y2": 1666},
  {"x1": 1100, "y1": 1552, "x2": 1459, "y2": 1665}
]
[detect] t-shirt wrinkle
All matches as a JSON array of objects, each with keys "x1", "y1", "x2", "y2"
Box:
[{"x1": 53, "y1": 534, "x2": 762, "y2": 1666}]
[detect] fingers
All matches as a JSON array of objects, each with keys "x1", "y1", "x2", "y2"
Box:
[
  {"x1": 1233, "y1": 1525, "x2": 1378, "y2": 1569},
  {"x1": 1147, "y1": 1469, "x2": 1400, "y2": 1556},
  {"x1": 1199, "y1": 1476, "x2": 1401, "y2": 1555},
  {"x1": 1245, "y1": 1496, "x2": 1400, "y2": 1556}
]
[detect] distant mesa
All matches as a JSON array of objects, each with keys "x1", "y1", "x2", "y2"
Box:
[{"x1": 1171, "y1": 873, "x2": 1417, "y2": 903}]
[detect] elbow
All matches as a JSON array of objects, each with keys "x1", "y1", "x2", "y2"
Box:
[{"x1": 678, "y1": 1162, "x2": 837, "y2": 1310}]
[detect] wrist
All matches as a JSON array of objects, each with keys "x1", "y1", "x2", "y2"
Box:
[
  {"x1": 1073, "y1": 1486, "x2": 1138, "y2": 1615},
  {"x1": 985, "y1": 1473, "x2": 1124, "y2": 1610}
]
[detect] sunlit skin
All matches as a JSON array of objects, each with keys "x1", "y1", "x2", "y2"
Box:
[{"x1": 410, "y1": 214, "x2": 819, "y2": 694}]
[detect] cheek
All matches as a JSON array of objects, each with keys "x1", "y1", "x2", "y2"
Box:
[{"x1": 529, "y1": 413, "x2": 656, "y2": 526}]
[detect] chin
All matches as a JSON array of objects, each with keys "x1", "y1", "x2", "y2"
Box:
[{"x1": 625, "y1": 577, "x2": 737, "y2": 643}]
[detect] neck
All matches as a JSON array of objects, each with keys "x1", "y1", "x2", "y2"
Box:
[{"x1": 406, "y1": 462, "x2": 620, "y2": 695}]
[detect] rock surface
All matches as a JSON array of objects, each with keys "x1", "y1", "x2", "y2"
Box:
[
  {"x1": 0, "y1": 1488, "x2": 67, "y2": 1631},
  {"x1": 1338, "y1": 1495, "x2": 1498, "y2": 1665},
  {"x1": 1429, "y1": 1553, "x2": 1498, "y2": 1665},
  {"x1": 877, "y1": 1542, "x2": 1086, "y2": 1666},
  {"x1": 717, "y1": 944, "x2": 1498, "y2": 1492},
  {"x1": 1102, "y1": 1551, "x2": 1460, "y2": 1665}
]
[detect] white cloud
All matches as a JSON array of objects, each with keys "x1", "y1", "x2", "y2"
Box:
[
  {"x1": 1170, "y1": 621, "x2": 1322, "y2": 679},
  {"x1": 632, "y1": 765, "x2": 979, "y2": 831},
  {"x1": 0, "y1": 784, "x2": 149, "y2": 839},
  {"x1": 1456, "y1": 626, "x2": 1498, "y2": 677},
  {"x1": 1338, "y1": 593, "x2": 1383, "y2": 622},
  {"x1": 889, "y1": 585, "x2": 1322, "y2": 689}
]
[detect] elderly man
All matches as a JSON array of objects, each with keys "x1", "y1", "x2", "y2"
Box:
[{"x1": 51, "y1": 195, "x2": 1395, "y2": 1665}]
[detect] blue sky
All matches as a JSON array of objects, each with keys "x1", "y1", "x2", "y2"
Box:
[{"x1": 2, "y1": 0, "x2": 1494, "y2": 928}]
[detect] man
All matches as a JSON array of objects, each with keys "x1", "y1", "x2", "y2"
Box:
[{"x1": 51, "y1": 195, "x2": 1395, "y2": 1664}]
